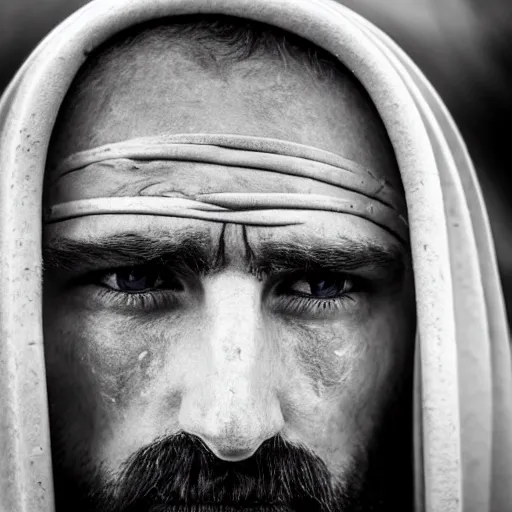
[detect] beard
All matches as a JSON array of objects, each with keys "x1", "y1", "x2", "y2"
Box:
[
  {"x1": 53, "y1": 417, "x2": 412, "y2": 512},
  {"x1": 56, "y1": 433, "x2": 358, "y2": 512},
  {"x1": 51, "y1": 374, "x2": 413, "y2": 512}
]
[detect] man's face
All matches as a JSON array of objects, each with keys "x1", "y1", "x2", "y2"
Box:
[{"x1": 43, "y1": 37, "x2": 416, "y2": 511}]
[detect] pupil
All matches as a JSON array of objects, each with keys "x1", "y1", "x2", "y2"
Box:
[
  {"x1": 310, "y1": 277, "x2": 343, "y2": 298},
  {"x1": 118, "y1": 268, "x2": 154, "y2": 291}
]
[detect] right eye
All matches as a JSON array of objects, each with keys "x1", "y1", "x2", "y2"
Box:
[
  {"x1": 100, "y1": 265, "x2": 185, "y2": 293},
  {"x1": 284, "y1": 272, "x2": 355, "y2": 299}
]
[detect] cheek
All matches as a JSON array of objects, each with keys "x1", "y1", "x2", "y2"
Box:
[
  {"x1": 288, "y1": 301, "x2": 411, "y2": 396},
  {"x1": 43, "y1": 290, "x2": 202, "y2": 463},
  {"x1": 45, "y1": 305, "x2": 186, "y2": 404},
  {"x1": 45, "y1": 308, "x2": 150, "y2": 404},
  {"x1": 278, "y1": 295, "x2": 415, "y2": 465}
]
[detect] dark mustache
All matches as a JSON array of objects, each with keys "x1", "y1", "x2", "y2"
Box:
[{"x1": 90, "y1": 432, "x2": 345, "y2": 512}]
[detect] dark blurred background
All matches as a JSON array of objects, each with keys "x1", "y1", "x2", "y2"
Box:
[{"x1": 1, "y1": 0, "x2": 511, "y2": 323}]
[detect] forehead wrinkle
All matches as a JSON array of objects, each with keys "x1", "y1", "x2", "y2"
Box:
[{"x1": 47, "y1": 37, "x2": 401, "y2": 185}]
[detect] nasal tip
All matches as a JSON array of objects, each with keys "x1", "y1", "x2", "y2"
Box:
[
  {"x1": 192, "y1": 434, "x2": 263, "y2": 462},
  {"x1": 216, "y1": 449, "x2": 259, "y2": 462}
]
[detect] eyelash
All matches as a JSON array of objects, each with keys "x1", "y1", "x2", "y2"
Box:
[
  {"x1": 94, "y1": 288, "x2": 356, "y2": 317},
  {"x1": 270, "y1": 274, "x2": 358, "y2": 316},
  {"x1": 94, "y1": 287, "x2": 180, "y2": 311},
  {"x1": 90, "y1": 268, "x2": 360, "y2": 314},
  {"x1": 274, "y1": 295, "x2": 355, "y2": 316}
]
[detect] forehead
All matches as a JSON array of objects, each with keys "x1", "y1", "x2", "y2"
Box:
[
  {"x1": 44, "y1": 21, "x2": 405, "y2": 252},
  {"x1": 47, "y1": 23, "x2": 400, "y2": 187}
]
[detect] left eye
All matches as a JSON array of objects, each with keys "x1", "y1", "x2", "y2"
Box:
[
  {"x1": 286, "y1": 273, "x2": 354, "y2": 298},
  {"x1": 100, "y1": 266, "x2": 184, "y2": 293}
]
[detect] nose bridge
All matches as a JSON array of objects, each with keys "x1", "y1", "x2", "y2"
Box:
[
  {"x1": 209, "y1": 275, "x2": 261, "y2": 429},
  {"x1": 210, "y1": 273, "x2": 260, "y2": 373},
  {"x1": 179, "y1": 272, "x2": 284, "y2": 460}
]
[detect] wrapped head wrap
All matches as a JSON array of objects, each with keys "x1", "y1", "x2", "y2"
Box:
[{"x1": 0, "y1": 1, "x2": 510, "y2": 511}]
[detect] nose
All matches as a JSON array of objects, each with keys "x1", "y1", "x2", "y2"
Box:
[{"x1": 178, "y1": 273, "x2": 284, "y2": 461}]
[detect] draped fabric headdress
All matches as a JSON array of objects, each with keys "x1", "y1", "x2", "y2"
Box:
[{"x1": 0, "y1": 1, "x2": 510, "y2": 511}]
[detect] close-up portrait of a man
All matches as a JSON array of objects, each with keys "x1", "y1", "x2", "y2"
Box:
[
  {"x1": 41, "y1": 15, "x2": 416, "y2": 512},
  {"x1": 0, "y1": 1, "x2": 511, "y2": 512}
]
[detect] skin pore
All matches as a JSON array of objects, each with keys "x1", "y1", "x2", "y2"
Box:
[{"x1": 43, "y1": 19, "x2": 416, "y2": 512}]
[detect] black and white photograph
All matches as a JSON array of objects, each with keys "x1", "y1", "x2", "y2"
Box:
[{"x1": 0, "y1": 1, "x2": 511, "y2": 511}]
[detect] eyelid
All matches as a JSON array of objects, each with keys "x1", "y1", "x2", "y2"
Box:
[
  {"x1": 259, "y1": 270, "x2": 356, "y2": 313},
  {"x1": 98, "y1": 270, "x2": 165, "y2": 293},
  {"x1": 87, "y1": 265, "x2": 191, "y2": 311},
  {"x1": 272, "y1": 268, "x2": 360, "y2": 290},
  {"x1": 69, "y1": 257, "x2": 192, "y2": 286}
]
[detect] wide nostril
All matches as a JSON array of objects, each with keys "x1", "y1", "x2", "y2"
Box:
[{"x1": 178, "y1": 396, "x2": 285, "y2": 463}]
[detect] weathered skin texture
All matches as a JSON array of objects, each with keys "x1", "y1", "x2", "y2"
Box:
[{"x1": 43, "y1": 35, "x2": 416, "y2": 510}]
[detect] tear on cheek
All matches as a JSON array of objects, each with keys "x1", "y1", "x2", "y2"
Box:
[
  {"x1": 93, "y1": 348, "x2": 156, "y2": 408},
  {"x1": 298, "y1": 342, "x2": 354, "y2": 396},
  {"x1": 137, "y1": 349, "x2": 153, "y2": 371}
]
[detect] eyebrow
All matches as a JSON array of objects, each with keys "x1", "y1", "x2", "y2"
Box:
[
  {"x1": 249, "y1": 238, "x2": 407, "y2": 282},
  {"x1": 43, "y1": 231, "x2": 215, "y2": 274},
  {"x1": 43, "y1": 231, "x2": 407, "y2": 282}
]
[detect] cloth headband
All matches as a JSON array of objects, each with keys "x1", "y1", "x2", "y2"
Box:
[{"x1": 45, "y1": 134, "x2": 409, "y2": 241}]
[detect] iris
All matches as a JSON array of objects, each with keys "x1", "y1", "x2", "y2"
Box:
[{"x1": 115, "y1": 267, "x2": 156, "y2": 292}]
